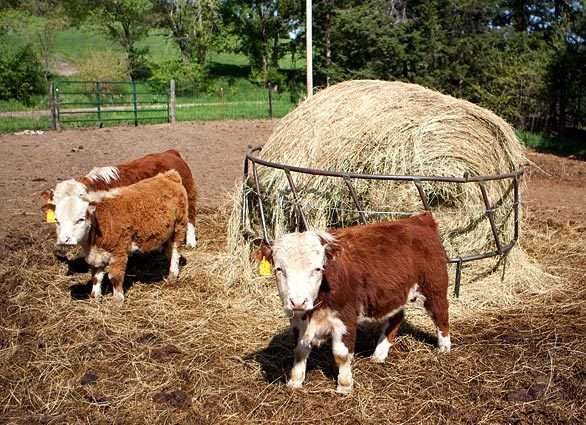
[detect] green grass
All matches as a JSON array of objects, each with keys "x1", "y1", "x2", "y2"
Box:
[
  {"x1": 0, "y1": 24, "x2": 302, "y2": 133},
  {"x1": 53, "y1": 27, "x2": 178, "y2": 65},
  {"x1": 53, "y1": 27, "x2": 121, "y2": 63},
  {"x1": 51, "y1": 26, "x2": 302, "y2": 70},
  {"x1": 0, "y1": 94, "x2": 295, "y2": 133},
  {"x1": 0, "y1": 116, "x2": 50, "y2": 133},
  {"x1": 0, "y1": 96, "x2": 48, "y2": 112},
  {"x1": 176, "y1": 95, "x2": 294, "y2": 121},
  {"x1": 517, "y1": 129, "x2": 586, "y2": 159}
]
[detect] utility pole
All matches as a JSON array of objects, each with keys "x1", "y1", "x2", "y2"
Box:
[{"x1": 306, "y1": 0, "x2": 313, "y2": 98}]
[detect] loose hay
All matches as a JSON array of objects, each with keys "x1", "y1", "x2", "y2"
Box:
[
  {"x1": 224, "y1": 80, "x2": 554, "y2": 315},
  {"x1": 2, "y1": 209, "x2": 583, "y2": 424}
]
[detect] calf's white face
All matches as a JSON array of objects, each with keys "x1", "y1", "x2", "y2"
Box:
[
  {"x1": 53, "y1": 180, "x2": 91, "y2": 245},
  {"x1": 270, "y1": 231, "x2": 333, "y2": 313},
  {"x1": 55, "y1": 196, "x2": 91, "y2": 245}
]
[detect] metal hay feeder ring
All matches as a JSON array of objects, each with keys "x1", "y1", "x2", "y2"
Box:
[{"x1": 241, "y1": 145, "x2": 524, "y2": 297}]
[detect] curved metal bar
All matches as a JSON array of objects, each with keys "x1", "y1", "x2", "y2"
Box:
[
  {"x1": 246, "y1": 145, "x2": 524, "y2": 183},
  {"x1": 251, "y1": 161, "x2": 269, "y2": 243},
  {"x1": 343, "y1": 177, "x2": 368, "y2": 224},
  {"x1": 284, "y1": 169, "x2": 310, "y2": 231},
  {"x1": 413, "y1": 179, "x2": 431, "y2": 210},
  {"x1": 479, "y1": 181, "x2": 504, "y2": 255},
  {"x1": 243, "y1": 144, "x2": 523, "y2": 297}
]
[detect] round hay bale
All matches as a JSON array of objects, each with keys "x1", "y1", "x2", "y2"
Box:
[{"x1": 223, "y1": 80, "x2": 552, "y2": 314}]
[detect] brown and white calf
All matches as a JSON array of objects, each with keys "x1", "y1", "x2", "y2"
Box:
[
  {"x1": 261, "y1": 212, "x2": 450, "y2": 394},
  {"x1": 79, "y1": 170, "x2": 188, "y2": 305},
  {"x1": 41, "y1": 149, "x2": 198, "y2": 249}
]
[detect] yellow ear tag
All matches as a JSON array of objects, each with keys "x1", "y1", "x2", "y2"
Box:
[
  {"x1": 259, "y1": 257, "x2": 272, "y2": 276},
  {"x1": 46, "y1": 208, "x2": 56, "y2": 224}
]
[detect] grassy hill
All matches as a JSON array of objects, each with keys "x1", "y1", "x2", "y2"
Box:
[
  {"x1": 0, "y1": 24, "x2": 302, "y2": 72},
  {"x1": 0, "y1": 25, "x2": 304, "y2": 132}
]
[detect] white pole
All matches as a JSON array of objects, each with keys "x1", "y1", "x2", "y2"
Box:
[{"x1": 306, "y1": 0, "x2": 313, "y2": 98}]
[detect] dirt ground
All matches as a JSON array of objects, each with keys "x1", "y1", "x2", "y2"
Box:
[
  {"x1": 0, "y1": 121, "x2": 584, "y2": 424},
  {"x1": 0, "y1": 121, "x2": 274, "y2": 241}
]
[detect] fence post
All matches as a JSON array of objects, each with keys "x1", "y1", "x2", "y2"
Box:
[
  {"x1": 131, "y1": 80, "x2": 138, "y2": 126},
  {"x1": 49, "y1": 82, "x2": 59, "y2": 131},
  {"x1": 169, "y1": 79, "x2": 176, "y2": 124},
  {"x1": 267, "y1": 82, "x2": 273, "y2": 119},
  {"x1": 96, "y1": 81, "x2": 102, "y2": 127},
  {"x1": 220, "y1": 87, "x2": 224, "y2": 119}
]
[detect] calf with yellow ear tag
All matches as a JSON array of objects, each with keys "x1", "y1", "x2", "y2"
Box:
[
  {"x1": 255, "y1": 243, "x2": 274, "y2": 276},
  {"x1": 40, "y1": 189, "x2": 56, "y2": 223}
]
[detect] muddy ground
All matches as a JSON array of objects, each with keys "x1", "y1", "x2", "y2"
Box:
[{"x1": 0, "y1": 121, "x2": 584, "y2": 424}]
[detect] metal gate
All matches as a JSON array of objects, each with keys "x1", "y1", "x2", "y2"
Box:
[{"x1": 51, "y1": 80, "x2": 169, "y2": 128}]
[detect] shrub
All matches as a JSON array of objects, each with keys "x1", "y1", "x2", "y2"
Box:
[
  {"x1": 78, "y1": 51, "x2": 129, "y2": 93},
  {"x1": 149, "y1": 59, "x2": 209, "y2": 94},
  {"x1": 0, "y1": 44, "x2": 45, "y2": 105}
]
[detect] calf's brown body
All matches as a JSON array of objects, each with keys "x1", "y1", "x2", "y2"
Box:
[
  {"x1": 84, "y1": 170, "x2": 188, "y2": 304},
  {"x1": 272, "y1": 212, "x2": 451, "y2": 393},
  {"x1": 41, "y1": 149, "x2": 198, "y2": 248},
  {"x1": 78, "y1": 149, "x2": 197, "y2": 230},
  {"x1": 316, "y1": 212, "x2": 450, "y2": 353}
]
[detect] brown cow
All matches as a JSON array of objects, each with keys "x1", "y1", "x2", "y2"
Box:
[
  {"x1": 41, "y1": 149, "x2": 198, "y2": 248},
  {"x1": 81, "y1": 170, "x2": 188, "y2": 305},
  {"x1": 261, "y1": 212, "x2": 450, "y2": 394}
]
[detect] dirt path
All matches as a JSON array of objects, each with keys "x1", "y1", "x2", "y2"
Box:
[
  {"x1": 524, "y1": 151, "x2": 586, "y2": 225},
  {"x1": 1, "y1": 122, "x2": 584, "y2": 242}
]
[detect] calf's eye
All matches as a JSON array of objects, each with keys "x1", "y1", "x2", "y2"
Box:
[
  {"x1": 75, "y1": 218, "x2": 85, "y2": 224},
  {"x1": 274, "y1": 267, "x2": 282, "y2": 273},
  {"x1": 314, "y1": 267, "x2": 323, "y2": 273}
]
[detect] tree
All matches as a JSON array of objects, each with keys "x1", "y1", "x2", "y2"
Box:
[
  {"x1": 92, "y1": 0, "x2": 154, "y2": 79},
  {"x1": 0, "y1": 43, "x2": 45, "y2": 103},
  {"x1": 542, "y1": 0, "x2": 586, "y2": 132},
  {"x1": 321, "y1": 0, "x2": 413, "y2": 83},
  {"x1": 0, "y1": 7, "x2": 66, "y2": 82},
  {"x1": 224, "y1": 0, "x2": 299, "y2": 83},
  {"x1": 156, "y1": 0, "x2": 221, "y2": 65},
  {"x1": 309, "y1": 0, "x2": 585, "y2": 133},
  {"x1": 58, "y1": 0, "x2": 154, "y2": 79}
]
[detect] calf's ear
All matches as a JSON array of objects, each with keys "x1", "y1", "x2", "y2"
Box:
[
  {"x1": 40, "y1": 189, "x2": 54, "y2": 204},
  {"x1": 86, "y1": 203, "x2": 97, "y2": 217},
  {"x1": 254, "y1": 243, "x2": 273, "y2": 263},
  {"x1": 317, "y1": 231, "x2": 335, "y2": 252},
  {"x1": 40, "y1": 189, "x2": 55, "y2": 215}
]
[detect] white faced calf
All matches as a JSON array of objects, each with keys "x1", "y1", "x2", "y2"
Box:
[
  {"x1": 81, "y1": 171, "x2": 188, "y2": 305},
  {"x1": 262, "y1": 213, "x2": 451, "y2": 394}
]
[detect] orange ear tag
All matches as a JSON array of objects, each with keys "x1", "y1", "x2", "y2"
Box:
[{"x1": 259, "y1": 257, "x2": 272, "y2": 276}]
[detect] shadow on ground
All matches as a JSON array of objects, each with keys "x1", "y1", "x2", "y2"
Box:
[
  {"x1": 67, "y1": 251, "x2": 186, "y2": 300},
  {"x1": 249, "y1": 319, "x2": 437, "y2": 384}
]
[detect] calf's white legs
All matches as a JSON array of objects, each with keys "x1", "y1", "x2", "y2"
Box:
[
  {"x1": 333, "y1": 336, "x2": 353, "y2": 394},
  {"x1": 372, "y1": 332, "x2": 392, "y2": 363},
  {"x1": 186, "y1": 223, "x2": 197, "y2": 248},
  {"x1": 109, "y1": 255, "x2": 128, "y2": 306},
  {"x1": 288, "y1": 340, "x2": 311, "y2": 389},
  {"x1": 437, "y1": 328, "x2": 451, "y2": 352},
  {"x1": 371, "y1": 310, "x2": 404, "y2": 363},
  {"x1": 169, "y1": 242, "x2": 181, "y2": 279},
  {"x1": 90, "y1": 270, "x2": 105, "y2": 300},
  {"x1": 424, "y1": 298, "x2": 451, "y2": 353}
]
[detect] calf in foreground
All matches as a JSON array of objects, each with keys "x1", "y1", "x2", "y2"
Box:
[
  {"x1": 80, "y1": 170, "x2": 188, "y2": 305},
  {"x1": 262, "y1": 212, "x2": 450, "y2": 394},
  {"x1": 41, "y1": 149, "x2": 198, "y2": 248}
]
